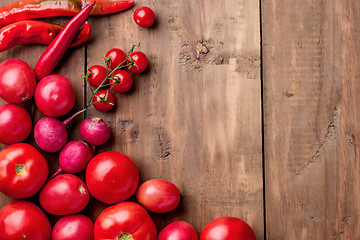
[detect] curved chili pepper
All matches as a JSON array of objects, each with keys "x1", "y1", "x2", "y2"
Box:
[
  {"x1": 0, "y1": 0, "x2": 134, "y2": 28},
  {"x1": 0, "y1": 20, "x2": 91, "y2": 52},
  {"x1": 34, "y1": 0, "x2": 95, "y2": 80}
]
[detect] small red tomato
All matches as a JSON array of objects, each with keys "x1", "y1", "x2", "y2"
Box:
[
  {"x1": 133, "y1": 6, "x2": 155, "y2": 28},
  {"x1": 0, "y1": 104, "x2": 32, "y2": 145},
  {"x1": 35, "y1": 74, "x2": 76, "y2": 117},
  {"x1": 87, "y1": 65, "x2": 108, "y2": 88},
  {"x1": 109, "y1": 70, "x2": 133, "y2": 93},
  {"x1": 92, "y1": 89, "x2": 115, "y2": 112},
  {"x1": 94, "y1": 201, "x2": 157, "y2": 240},
  {"x1": 128, "y1": 51, "x2": 148, "y2": 73},
  {"x1": 0, "y1": 201, "x2": 51, "y2": 240},
  {"x1": 0, "y1": 143, "x2": 48, "y2": 199},
  {"x1": 105, "y1": 48, "x2": 127, "y2": 70},
  {"x1": 86, "y1": 151, "x2": 139, "y2": 204},
  {"x1": 158, "y1": 221, "x2": 199, "y2": 240},
  {"x1": 39, "y1": 174, "x2": 90, "y2": 215},
  {"x1": 0, "y1": 59, "x2": 36, "y2": 103},
  {"x1": 200, "y1": 217, "x2": 256, "y2": 240},
  {"x1": 52, "y1": 214, "x2": 94, "y2": 240},
  {"x1": 136, "y1": 179, "x2": 180, "y2": 213}
]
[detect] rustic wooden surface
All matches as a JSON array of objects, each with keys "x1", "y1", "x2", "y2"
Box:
[
  {"x1": 263, "y1": 0, "x2": 360, "y2": 239},
  {"x1": 0, "y1": 0, "x2": 263, "y2": 238}
]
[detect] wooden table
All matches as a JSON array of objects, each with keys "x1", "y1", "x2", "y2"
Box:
[{"x1": 1, "y1": 0, "x2": 359, "y2": 239}]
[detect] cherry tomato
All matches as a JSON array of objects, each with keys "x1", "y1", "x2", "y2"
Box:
[
  {"x1": 105, "y1": 48, "x2": 127, "y2": 70},
  {"x1": 35, "y1": 74, "x2": 76, "y2": 117},
  {"x1": 136, "y1": 179, "x2": 180, "y2": 213},
  {"x1": 0, "y1": 104, "x2": 32, "y2": 145},
  {"x1": 39, "y1": 174, "x2": 90, "y2": 215},
  {"x1": 109, "y1": 70, "x2": 133, "y2": 93},
  {"x1": 87, "y1": 65, "x2": 108, "y2": 88},
  {"x1": 0, "y1": 59, "x2": 36, "y2": 103},
  {"x1": 86, "y1": 151, "x2": 139, "y2": 204},
  {"x1": 128, "y1": 51, "x2": 148, "y2": 73},
  {"x1": 133, "y1": 6, "x2": 155, "y2": 28},
  {"x1": 52, "y1": 214, "x2": 94, "y2": 240},
  {"x1": 158, "y1": 221, "x2": 199, "y2": 240},
  {"x1": 94, "y1": 201, "x2": 157, "y2": 240},
  {"x1": 92, "y1": 89, "x2": 115, "y2": 112},
  {"x1": 0, "y1": 201, "x2": 51, "y2": 240},
  {"x1": 0, "y1": 143, "x2": 48, "y2": 199},
  {"x1": 200, "y1": 217, "x2": 256, "y2": 240}
]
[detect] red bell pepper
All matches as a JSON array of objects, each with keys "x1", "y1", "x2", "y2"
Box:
[
  {"x1": 0, "y1": 0, "x2": 134, "y2": 28},
  {"x1": 34, "y1": 1, "x2": 95, "y2": 80}
]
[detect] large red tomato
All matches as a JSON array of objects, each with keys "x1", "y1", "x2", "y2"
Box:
[
  {"x1": 39, "y1": 174, "x2": 90, "y2": 215},
  {"x1": 200, "y1": 217, "x2": 256, "y2": 240},
  {"x1": 0, "y1": 143, "x2": 49, "y2": 199},
  {"x1": 94, "y1": 201, "x2": 157, "y2": 240},
  {"x1": 0, "y1": 200, "x2": 51, "y2": 240},
  {"x1": 158, "y1": 221, "x2": 199, "y2": 240},
  {"x1": 85, "y1": 151, "x2": 139, "y2": 204},
  {"x1": 0, "y1": 59, "x2": 36, "y2": 103},
  {"x1": 136, "y1": 179, "x2": 181, "y2": 213}
]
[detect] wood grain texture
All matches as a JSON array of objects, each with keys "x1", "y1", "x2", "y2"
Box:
[
  {"x1": 262, "y1": 0, "x2": 360, "y2": 239},
  {"x1": 86, "y1": 0, "x2": 263, "y2": 237}
]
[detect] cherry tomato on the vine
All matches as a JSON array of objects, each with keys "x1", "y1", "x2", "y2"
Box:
[
  {"x1": 128, "y1": 51, "x2": 148, "y2": 73},
  {"x1": 0, "y1": 201, "x2": 51, "y2": 240},
  {"x1": 109, "y1": 70, "x2": 133, "y2": 93},
  {"x1": 105, "y1": 48, "x2": 127, "y2": 70},
  {"x1": 87, "y1": 65, "x2": 108, "y2": 88},
  {"x1": 134, "y1": 6, "x2": 155, "y2": 28},
  {"x1": 200, "y1": 217, "x2": 256, "y2": 240},
  {"x1": 92, "y1": 89, "x2": 115, "y2": 112}
]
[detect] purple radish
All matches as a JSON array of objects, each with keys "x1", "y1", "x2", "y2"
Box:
[
  {"x1": 34, "y1": 109, "x2": 86, "y2": 153},
  {"x1": 79, "y1": 117, "x2": 111, "y2": 146},
  {"x1": 50, "y1": 141, "x2": 93, "y2": 179}
]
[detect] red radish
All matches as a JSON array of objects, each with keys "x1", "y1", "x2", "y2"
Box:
[
  {"x1": 51, "y1": 141, "x2": 93, "y2": 179},
  {"x1": 34, "y1": 109, "x2": 85, "y2": 153},
  {"x1": 39, "y1": 174, "x2": 90, "y2": 215},
  {"x1": 79, "y1": 117, "x2": 111, "y2": 145},
  {"x1": 158, "y1": 221, "x2": 199, "y2": 240},
  {"x1": 0, "y1": 104, "x2": 32, "y2": 145},
  {"x1": 52, "y1": 214, "x2": 94, "y2": 240},
  {"x1": 34, "y1": 74, "x2": 76, "y2": 117}
]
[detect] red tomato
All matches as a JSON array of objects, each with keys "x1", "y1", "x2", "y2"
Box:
[
  {"x1": 158, "y1": 221, "x2": 199, "y2": 240},
  {"x1": 35, "y1": 74, "x2": 76, "y2": 117},
  {"x1": 0, "y1": 143, "x2": 48, "y2": 199},
  {"x1": 109, "y1": 70, "x2": 133, "y2": 93},
  {"x1": 105, "y1": 48, "x2": 127, "y2": 70},
  {"x1": 128, "y1": 51, "x2": 148, "y2": 73},
  {"x1": 0, "y1": 104, "x2": 32, "y2": 145},
  {"x1": 87, "y1": 65, "x2": 108, "y2": 88},
  {"x1": 0, "y1": 59, "x2": 36, "y2": 103},
  {"x1": 0, "y1": 200, "x2": 51, "y2": 240},
  {"x1": 136, "y1": 179, "x2": 180, "y2": 213},
  {"x1": 92, "y1": 89, "x2": 115, "y2": 112},
  {"x1": 94, "y1": 201, "x2": 157, "y2": 240},
  {"x1": 52, "y1": 214, "x2": 94, "y2": 240},
  {"x1": 133, "y1": 6, "x2": 155, "y2": 28},
  {"x1": 85, "y1": 151, "x2": 139, "y2": 204},
  {"x1": 200, "y1": 217, "x2": 256, "y2": 240},
  {"x1": 39, "y1": 174, "x2": 90, "y2": 215}
]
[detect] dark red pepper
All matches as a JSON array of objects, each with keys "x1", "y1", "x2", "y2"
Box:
[
  {"x1": 0, "y1": 0, "x2": 134, "y2": 28},
  {"x1": 34, "y1": 0, "x2": 95, "y2": 80},
  {"x1": 0, "y1": 20, "x2": 91, "y2": 52}
]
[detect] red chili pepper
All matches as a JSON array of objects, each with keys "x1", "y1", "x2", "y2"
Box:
[
  {"x1": 34, "y1": 1, "x2": 95, "y2": 80},
  {"x1": 0, "y1": 20, "x2": 91, "y2": 52},
  {"x1": 0, "y1": 0, "x2": 134, "y2": 28}
]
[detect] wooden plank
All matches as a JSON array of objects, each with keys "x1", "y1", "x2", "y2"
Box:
[
  {"x1": 86, "y1": 0, "x2": 263, "y2": 237},
  {"x1": 263, "y1": 0, "x2": 360, "y2": 239}
]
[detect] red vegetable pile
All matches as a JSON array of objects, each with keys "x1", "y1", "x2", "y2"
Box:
[{"x1": 0, "y1": 1, "x2": 256, "y2": 240}]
